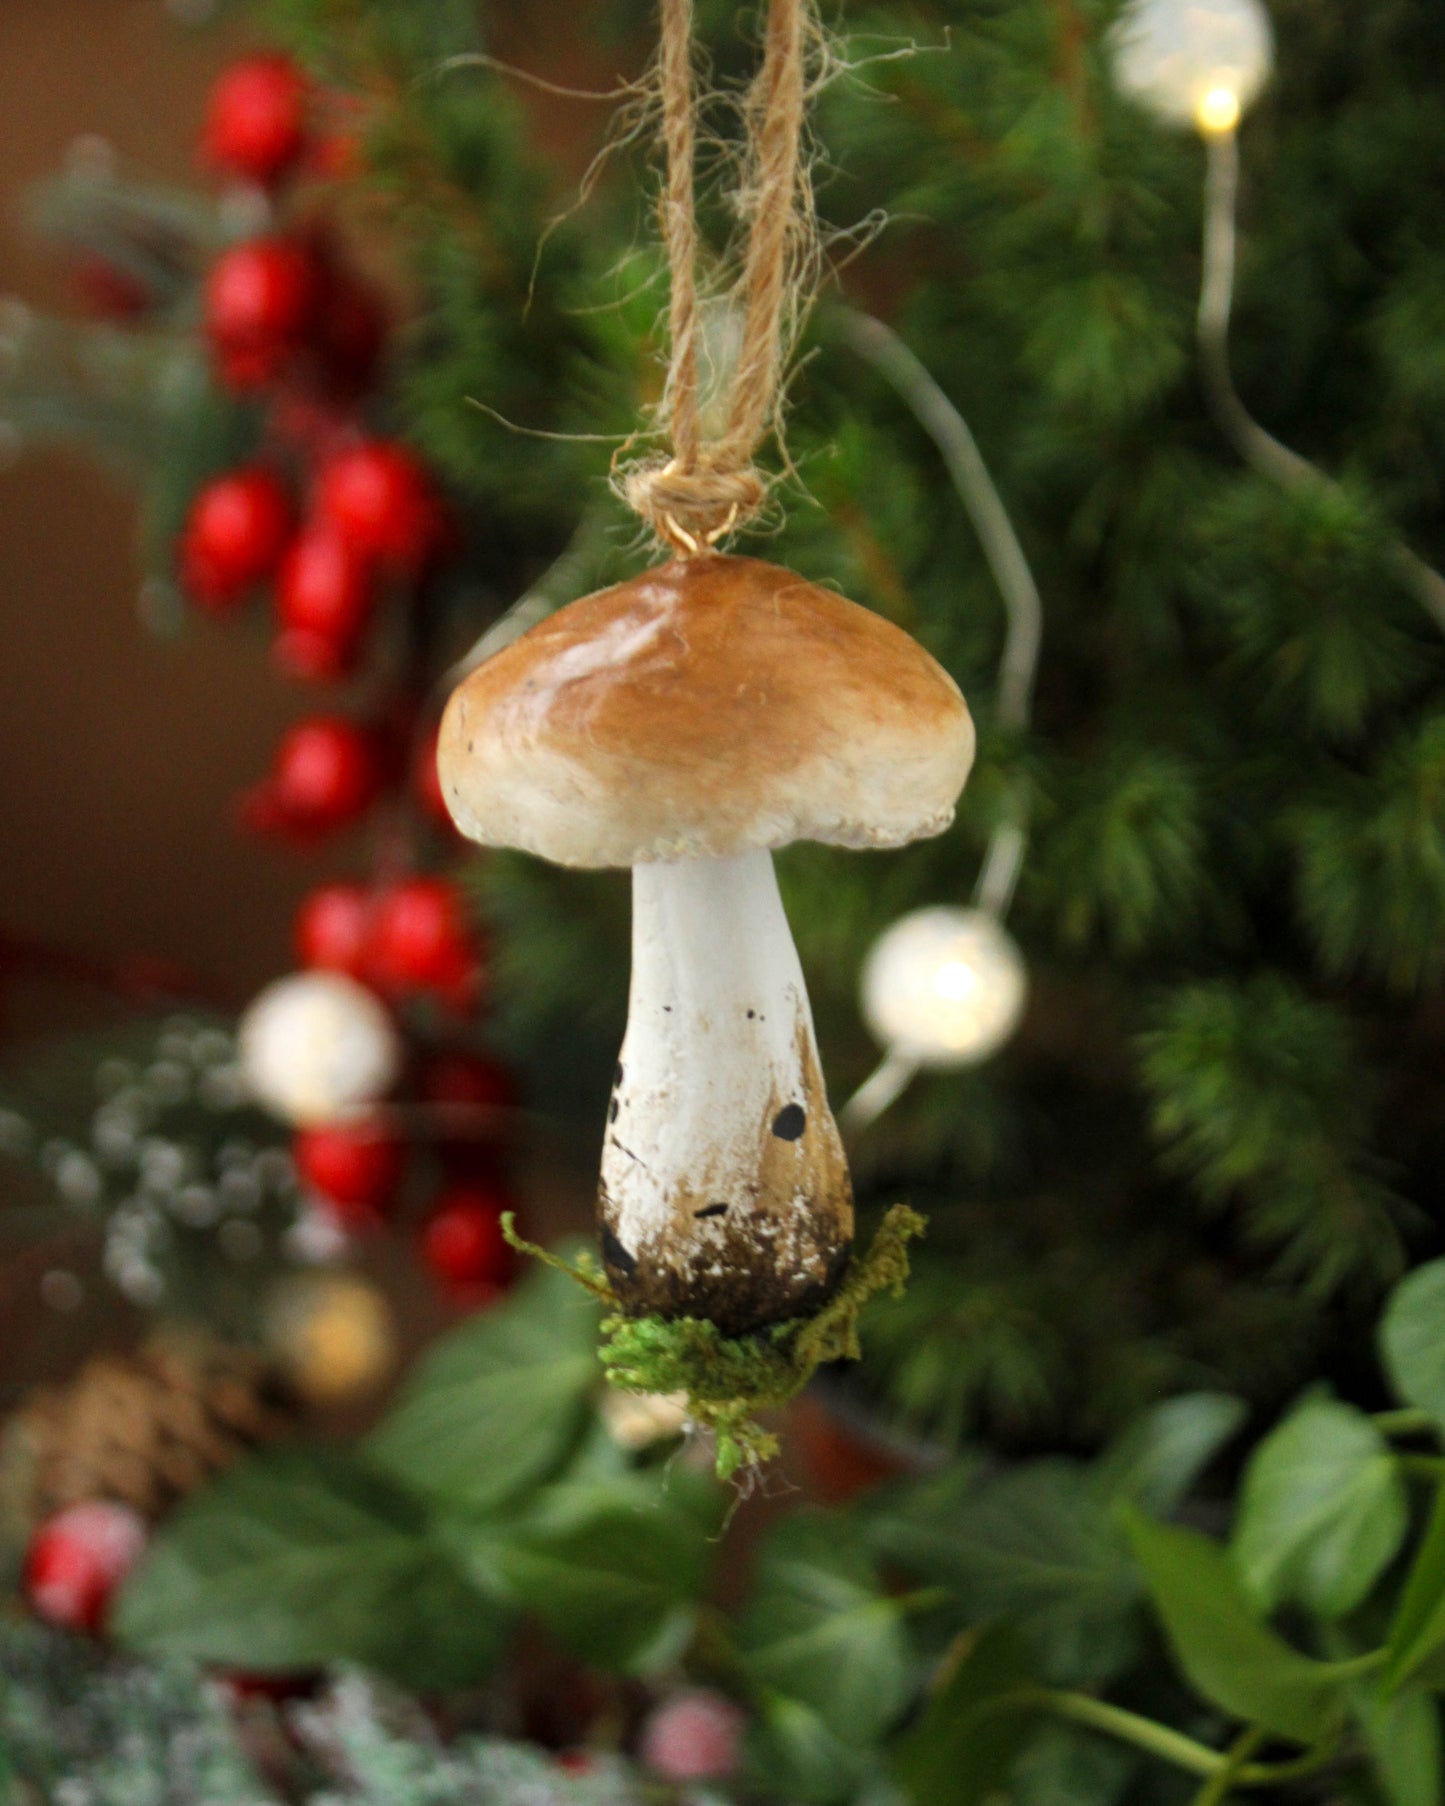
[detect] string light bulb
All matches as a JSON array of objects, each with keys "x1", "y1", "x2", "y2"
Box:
[
  {"x1": 238, "y1": 971, "x2": 400, "y2": 1127},
  {"x1": 264, "y1": 1271, "x2": 396, "y2": 1403},
  {"x1": 861, "y1": 907, "x2": 1027, "y2": 1069},
  {"x1": 1110, "y1": 0, "x2": 1273, "y2": 135}
]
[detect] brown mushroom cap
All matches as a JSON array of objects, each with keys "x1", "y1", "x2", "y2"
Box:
[{"x1": 438, "y1": 553, "x2": 975, "y2": 869}]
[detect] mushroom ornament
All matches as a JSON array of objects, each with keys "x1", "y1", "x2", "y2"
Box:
[{"x1": 439, "y1": 553, "x2": 974, "y2": 1340}]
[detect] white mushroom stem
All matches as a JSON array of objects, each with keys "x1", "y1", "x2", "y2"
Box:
[{"x1": 600, "y1": 849, "x2": 853, "y2": 1333}]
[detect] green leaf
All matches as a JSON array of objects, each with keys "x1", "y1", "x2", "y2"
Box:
[
  {"x1": 737, "y1": 1514, "x2": 913, "y2": 1749},
  {"x1": 891, "y1": 1625, "x2": 1038, "y2": 1806},
  {"x1": 365, "y1": 1263, "x2": 600, "y2": 1512},
  {"x1": 1124, "y1": 1509, "x2": 1348, "y2": 1744},
  {"x1": 1357, "y1": 1685, "x2": 1442, "y2": 1806},
  {"x1": 490, "y1": 1481, "x2": 710, "y2": 1672},
  {"x1": 745, "y1": 1695, "x2": 877, "y2": 1806},
  {"x1": 1232, "y1": 1393, "x2": 1408, "y2": 1619},
  {"x1": 1385, "y1": 1487, "x2": 1445, "y2": 1693},
  {"x1": 114, "y1": 1449, "x2": 505, "y2": 1690},
  {"x1": 1093, "y1": 1392, "x2": 1247, "y2": 1516},
  {"x1": 866, "y1": 1461, "x2": 1140, "y2": 1684},
  {"x1": 1010, "y1": 1723, "x2": 1134, "y2": 1806},
  {"x1": 1382, "y1": 1262, "x2": 1445, "y2": 1427}
]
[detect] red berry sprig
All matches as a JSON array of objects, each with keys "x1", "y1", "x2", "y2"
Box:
[
  {"x1": 316, "y1": 440, "x2": 448, "y2": 575},
  {"x1": 202, "y1": 54, "x2": 311, "y2": 190},
  {"x1": 421, "y1": 1181, "x2": 517, "y2": 1304},
  {"x1": 294, "y1": 882, "x2": 372, "y2": 976},
  {"x1": 205, "y1": 236, "x2": 323, "y2": 392},
  {"x1": 369, "y1": 877, "x2": 483, "y2": 1013},
  {"x1": 275, "y1": 524, "x2": 375, "y2": 679},
  {"x1": 294, "y1": 1117, "x2": 404, "y2": 1227},
  {"x1": 180, "y1": 466, "x2": 293, "y2": 611},
  {"x1": 242, "y1": 716, "x2": 383, "y2": 841},
  {"x1": 24, "y1": 1502, "x2": 148, "y2": 1636},
  {"x1": 639, "y1": 1691, "x2": 746, "y2": 1784}
]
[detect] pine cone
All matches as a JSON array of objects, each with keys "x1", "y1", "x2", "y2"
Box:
[{"x1": 7, "y1": 1335, "x2": 297, "y2": 1526}]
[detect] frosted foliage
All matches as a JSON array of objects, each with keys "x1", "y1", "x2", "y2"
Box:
[
  {"x1": 299, "y1": 1673, "x2": 725, "y2": 1805},
  {"x1": 1111, "y1": 0, "x2": 1274, "y2": 125},
  {"x1": 0, "y1": 1629, "x2": 732, "y2": 1806},
  {"x1": 0, "y1": 1623, "x2": 275, "y2": 1806}
]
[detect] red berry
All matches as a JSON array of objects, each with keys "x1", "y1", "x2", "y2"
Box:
[
  {"x1": 315, "y1": 440, "x2": 444, "y2": 573},
  {"x1": 202, "y1": 55, "x2": 309, "y2": 189},
  {"x1": 294, "y1": 1118, "x2": 403, "y2": 1224},
  {"x1": 250, "y1": 716, "x2": 382, "y2": 838},
  {"x1": 421, "y1": 1183, "x2": 516, "y2": 1298},
  {"x1": 181, "y1": 466, "x2": 294, "y2": 611},
  {"x1": 73, "y1": 256, "x2": 151, "y2": 321},
  {"x1": 424, "y1": 1052, "x2": 519, "y2": 1113},
  {"x1": 275, "y1": 525, "x2": 374, "y2": 679},
  {"x1": 215, "y1": 1669, "x2": 319, "y2": 1705},
  {"x1": 369, "y1": 877, "x2": 481, "y2": 1005},
  {"x1": 294, "y1": 882, "x2": 371, "y2": 976},
  {"x1": 314, "y1": 271, "x2": 387, "y2": 396},
  {"x1": 205, "y1": 237, "x2": 321, "y2": 389},
  {"x1": 639, "y1": 1691, "x2": 745, "y2": 1783},
  {"x1": 24, "y1": 1502, "x2": 147, "y2": 1636}
]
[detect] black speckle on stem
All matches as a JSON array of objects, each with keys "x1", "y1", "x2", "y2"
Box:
[
  {"x1": 772, "y1": 1104, "x2": 806, "y2": 1141},
  {"x1": 601, "y1": 1225, "x2": 637, "y2": 1277}
]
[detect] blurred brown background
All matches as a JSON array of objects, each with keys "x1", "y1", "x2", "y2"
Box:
[{"x1": 0, "y1": 4, "x2": 317, "y2": 1045}]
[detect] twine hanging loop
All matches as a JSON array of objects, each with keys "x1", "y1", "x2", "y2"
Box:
[{"x1": 620, "y1": 0, "x2": 816, "y2": 552}]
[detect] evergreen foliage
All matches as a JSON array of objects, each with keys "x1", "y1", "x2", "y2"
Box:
[
  {"x1": 359, "y1": 0, "x2": 1445, "y2": 1443},
  {"x1": 12, "y1": 0, "x2": 1445, "y2": 1447}
]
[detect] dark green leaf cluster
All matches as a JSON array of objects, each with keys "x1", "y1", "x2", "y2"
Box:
[{"x1": 115, "y1": 1261, "x2": 719, "y2": 1688}]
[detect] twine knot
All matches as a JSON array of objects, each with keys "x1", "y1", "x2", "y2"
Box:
[
  {"x1": 618, "y1": 0, "x2": 814, "y2": 555},
  {"x1": 621, "y1": 458, "x2": 767, "y2": 553}
]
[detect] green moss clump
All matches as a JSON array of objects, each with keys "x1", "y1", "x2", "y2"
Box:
[{"x1": 502, "y1": 1206, "x2": 926, "y2": 1479}]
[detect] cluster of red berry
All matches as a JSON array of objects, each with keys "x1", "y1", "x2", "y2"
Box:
[
  {"x1": 182, "y1": 54, "x2": 518, "y2": 1302},
  {"x1": 292, "y1": 881, "x2": 518, "y2": 1300}
]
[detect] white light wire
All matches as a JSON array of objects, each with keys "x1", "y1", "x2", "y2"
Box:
[
  {"x1": 1199, "y1": 127, "x2": 1445, "y2": 637},
  {"x1": 835, "y1": 311, "x2": 1044, "y2": 1136}
]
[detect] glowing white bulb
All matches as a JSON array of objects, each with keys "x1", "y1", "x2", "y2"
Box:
[
  {"x1": 861, "y1": 907, "x2": 1027, "y2": 1068},
  {"x1": 1110, "y1": 0, "x2": 1273, "y2": 132},
  {"x1": 238, "y1": 972, "x2": 400, "y2": 1127}
]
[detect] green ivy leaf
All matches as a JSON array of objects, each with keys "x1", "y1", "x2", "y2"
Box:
[
  {"x1": 1232, "y1": 1393, "x2": 1408, "y2": 1619},
  {"x1": 114, "y1": 1449, "x2": 505, "y2": 1690},
  {"x1": 866, "y1": 1461, "x2": 1140, "y2": 1684},
  {"x1": 891, "y1": 1625, "x2": 1037, "y2": 1806},
  {"x1": 1382, "y1": 1262, "x2": 1445, "y2": 1427},
  {"x1": 737, "y1": 1514, "x2": 913, "y2": 1749},
  {"x1": 1385, "y1": 1487, "x2": 1445, "y2": 1693},
  {"x1": 1009, "y1": 1723, "x2": 1134, "y2": 1806},
  {"x1": 1093, "y1": 1392, "x2": 1247, "y2": 1515},
  {"x1": 490, "y1": 1480, "x2": 710, "y2": 1672},
  {"x1": 745, "y1": 1694, "x2": 877, "y2": 1806},
  {"x1": 1124, "y1": 1509, "x2": 1348, "y2": 1744},
  {"x1": 365, "y1": 1263, "x2": 600, "y2": 1512},
  {"x1": 1357, "y1": 1684, "x2": 1443, "y2": 1806}
]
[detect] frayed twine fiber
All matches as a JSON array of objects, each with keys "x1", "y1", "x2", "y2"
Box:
[
  {"x1": 501, "y1": 1206, "x2": 926, "y2": 1481},
  {"x1": 618, "y1": 0, "x2": 822, "y2": 553}
]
